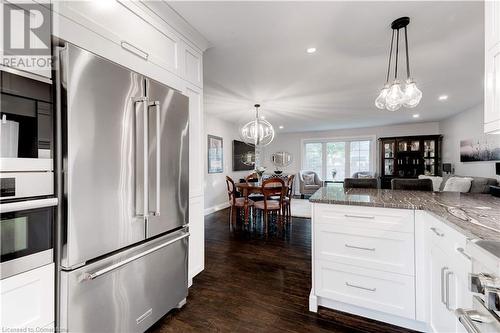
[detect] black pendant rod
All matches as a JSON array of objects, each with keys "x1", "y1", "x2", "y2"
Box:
[
  {"x1": 385, "y1": 29, "x2": 395, "y2": 84},
  {"x1": 394, "y1": 28, "x2": 399, "y2": 80},
  {"x1": 404, "y1": 26, "x2": 411, "y2": 79}
]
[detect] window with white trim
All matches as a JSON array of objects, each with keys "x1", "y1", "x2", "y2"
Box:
[{"x1": 303, "y1": 138, "x2": 373, "y2": 181}]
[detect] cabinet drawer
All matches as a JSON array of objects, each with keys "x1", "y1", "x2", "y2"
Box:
[
  {"x1": 0, "y1": 263, "x2": 54, "y2": 329},
  {"x1": 314, "y1": 204, "x2": 414, "y2": 233},
  {"x1": 315, "y1": 224, "x2": 414, "y2": 275},
  {"x1": 315, "y1": 260, "x2": 415, "y2": 319},
  {"x1": 425, "y1": 212, "x2": 467, "y2": 252}
]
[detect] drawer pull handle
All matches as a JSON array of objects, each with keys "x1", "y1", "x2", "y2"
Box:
[
  {"x1": 445, "y1": 271, "x2": 454, "y2": 311},
  {"x1": 441, "y1": 266, "x2": 449, "y2": 305},
  {"x1": 83, "y1": 232, "x2": 189, "y2": 281},
  {"x1": 430, "y1": 227, "x2": 444, "y2": 237},
  {"x1": 345, "y1": 244, "x2": 376, "y2": 251},
  {"x1": 344, "y1": 214, "x2": 375, "y2": 220},
  {"x1": 121, "y1": 41, "x2": 149, "y2": 60},
  {"x1": 345, "y1": 282, "x2": 376, "y2": 292},
  {"x1": 456, "y1": 247, "x2": 472, "y2": 261}
]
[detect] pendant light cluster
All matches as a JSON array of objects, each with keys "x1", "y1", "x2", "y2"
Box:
[
  {"x1": 239, "y1": 104, "x2": 275, "y2": 147},
  {"x1": 375, "y1": 17, "x2": 422, "y2": 111}
]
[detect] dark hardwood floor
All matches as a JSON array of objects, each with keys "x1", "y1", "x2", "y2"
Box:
[{"x1": 148, "y1": 208, "x2": 418, "y2": 333}]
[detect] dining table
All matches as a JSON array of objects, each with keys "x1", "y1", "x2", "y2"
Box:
[{"x1": 235, "y1": 181, "x2": 286, "y2": 224}]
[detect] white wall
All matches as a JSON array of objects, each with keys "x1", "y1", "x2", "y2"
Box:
[
  {"x1": 261, "y1": 121, "x2": 441, "y2": 181},
  {"x1": 204, "y1": 115, "x2": 250, "y2": 214},
  {"x1": 440, "y1": 103, "x2": 498, "y2": 178}
]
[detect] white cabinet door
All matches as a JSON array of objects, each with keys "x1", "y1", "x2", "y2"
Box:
[
  {"x1": 53, "y1": 1, "x2": 179, "y2": 74},
  {"x1": 486, "y1": 0, "x2": 500, "y2": 51},
  {"x1": 182, "y1": 43, "x2": 203, "y2": 88},
  {"x1": 188, "y1": 195, "x2": 204, "y2": 281},
  {"x1": 429, "y1": 245, "x2": 456, "y2": 333},
  {"x1": 184, "y1": 85, "x2": 204, "y2": 199},
  {"x1": 0, "y1": 264, "x2": 54, "y2": 330},
  {"x1": 485, "y1": 43, "x2": 500, "y2": 133},
  {"x1": 185, "y1": 83, "x2": 204, "y2": 282}
]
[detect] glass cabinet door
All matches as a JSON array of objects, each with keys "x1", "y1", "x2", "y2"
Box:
[
  {"x1": 425, "y1": 158, "x2": 435, "y2": 175},
  {"x1": 424, "y1": 140, "x2": 436, "y2": 157},
  {"x1": 410, "y1": 140, "x2": 420, "y2": 151},
  {"x1": 384, "y1": 159, "x2": 394, "y2": 176},
  {"x1": 384, "y1": 142, "x2": 395, "y2": 158}
]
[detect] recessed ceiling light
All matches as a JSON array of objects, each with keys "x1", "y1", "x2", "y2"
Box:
[
  {"x1": 279, "y1": 125, "x2": 284, "y2": 129},
  {"x1": 438, "y1": 95, "x2": 448, "y2": 101},
  {"x1": 412, "y1": 114, "x2": 420, "y2": 118},
  {"x1": 260, "y1": 116, "x2": 265, "y2": 120},
  {"x1": 306, "y1": 47, "x2": 316, "y2": 54}
]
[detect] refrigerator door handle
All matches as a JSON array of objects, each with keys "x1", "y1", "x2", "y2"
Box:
[
  {"x1": 134, "y1": 97, "x2": 149, "y2": 220},
  {"x1": 83, "y1": 231, "x2": 189, "y2": 281},
  {"x1": 149, "y1": 101, "x2": 161, "y2": 217}
]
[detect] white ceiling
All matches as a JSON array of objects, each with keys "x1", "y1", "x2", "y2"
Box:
[{"x1": 169, "y1": 1, "x2": 484, "y2": 133}]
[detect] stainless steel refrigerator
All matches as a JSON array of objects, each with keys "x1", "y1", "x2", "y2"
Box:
[{"x1": 55, "y1": 43, "x2": 189, "y2": 332}]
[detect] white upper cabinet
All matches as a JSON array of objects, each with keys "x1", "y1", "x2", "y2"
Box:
[
  {"x1": 183, "y1": 43, "x2": 203, "y2": 87},
  {"x1": 484, "y1": 1, "x2": 500, "y2": 133},
  {"x1": 55, "y1": 1, "x2": 179, "y2": 73},
  {"x1": 486, "y1": 0, "x2": 500, "y2": 51},
  {"x1": 52, "y1": 1, "x2": 207, "y2": 90}
]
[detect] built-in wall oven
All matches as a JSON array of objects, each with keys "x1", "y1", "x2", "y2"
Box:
[
  {"x1": 1, "y1": 198, "x2": 56, "y2": 279},
  {"x1": 0, "y1": 66, "x2": 56, "y2": 279}
]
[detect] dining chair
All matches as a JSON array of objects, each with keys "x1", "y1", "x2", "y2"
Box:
[
  {"x1": 245, "y1": 173, "x2": 264, "y2": 201},
  {"x1": 226, "y1": 176, "x2": 253, "y2": 228},
  {"x1": 391, "y1": 178, "x2": 433, "y2": 191},
  {"x1": 343, "y1": 178, "x2": 378, "y2": 189},
  {"x1": 253, "y1": 178, "x2": 286, "y2": 234}
]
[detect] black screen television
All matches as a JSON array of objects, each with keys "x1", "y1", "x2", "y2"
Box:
[{"x1": 496, "y1": 162, "x2": 500, "y2": 175}]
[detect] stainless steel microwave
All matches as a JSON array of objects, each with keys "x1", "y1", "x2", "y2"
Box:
[{"x1": 0, "y1": 66, "x2": 54, "y2": 201}]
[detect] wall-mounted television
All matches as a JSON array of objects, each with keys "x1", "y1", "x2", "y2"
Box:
[{"x1": 233, "y1": 140, "x2": 255, "y2": 171}]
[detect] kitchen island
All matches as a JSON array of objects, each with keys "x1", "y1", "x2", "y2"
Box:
[{"x1": 308, "y1": 186, "x2": 500, "y2": 332}]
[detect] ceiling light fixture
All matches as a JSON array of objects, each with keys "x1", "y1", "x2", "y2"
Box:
[
  {"x1": 412, "y1": 114, "x2": 420, "y2": 118},
  {"x1": 279, "y1": 125, "x2": 284, "y2": 129},
  {"x1": 375, "y1": 17, "x2": 422, "y2": 111},
  {"x1": 306, "y1": 47, "x2": 316, "y2": 54},
  {"x1": 239, "y1": 104, "x2": 275, "y2": 147},
  {"x1": 438, "y1": 95, "x2": 448, "y2": 101}
]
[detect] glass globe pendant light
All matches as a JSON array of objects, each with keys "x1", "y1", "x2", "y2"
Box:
[
  {"x1": 239, "y1": 104, "x2": 275, "y2": 147},
  {"x1": 375, "y1": 17, "x2": 422, "y2": 111}
]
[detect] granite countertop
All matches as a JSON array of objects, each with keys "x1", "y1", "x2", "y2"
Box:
[{"x1": 309, "y1": 186, "x2": 500, "y2": 242}]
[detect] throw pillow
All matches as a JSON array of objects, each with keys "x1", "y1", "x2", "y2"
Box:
[
  {"x1": 442, "y1": 177, "x2": 473, "y2": 193},
  {"x1": 303, "y1": 174, "x2": 315, "y2": 185},
  {"x1": 358, "y1": 173, "x2": 373, "y2": 179},
  {"x1": 418, "y1": 175, "x2": 443, "y2": 192}
]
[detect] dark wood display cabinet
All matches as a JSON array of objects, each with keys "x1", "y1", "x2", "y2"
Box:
[{"x1": 379, "y1": 135, "x2": 443, "y2": 189}]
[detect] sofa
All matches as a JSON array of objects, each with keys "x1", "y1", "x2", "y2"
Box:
[{"x1": 420, "y1": 174, "x2": 498, "y2": 193}]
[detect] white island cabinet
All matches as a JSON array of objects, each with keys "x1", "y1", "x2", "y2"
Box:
[{"x1": 310, "y1": 202, "x2": 473, "y2": 333}]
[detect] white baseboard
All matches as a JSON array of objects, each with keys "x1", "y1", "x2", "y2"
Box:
[{"x1": 204, "y1": 202, "x2": 230, "y2": 215}]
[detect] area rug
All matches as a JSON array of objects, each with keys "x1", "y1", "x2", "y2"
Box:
[{"x1": 290, "y1": 199, "x2": 312, "y2": 218}]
